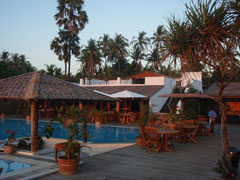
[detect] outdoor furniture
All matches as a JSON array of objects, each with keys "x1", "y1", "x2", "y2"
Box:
[
  {"x1": 163, "y1": 123, "x2": 176, "y2": 148},
  {"x1": 157, "y1": 128, "x2": 179, "y2": 152},
  {"x1": 54, "y1": 142, "x2": 80, "y2": 163},
  {"x1": 145, "y1": 127, "x2": 161, "y2": 152},
  {"x1": 139, "y1": 128, "x2": 148, "y2": 148},
  {"x1": 128, "y1": 112, "x2": 136, "y2": 124},
  {"x1": 198, "y1": 121, "x2": 209, "y2": 136},
  {"x1": 184, "y1": 119, "x2": 196, "y2": 125},
  {"x1": 185, "y1": 123, "x2": 200, "y2": 144},
  {"x1": 174, "y1": 122, "x2": 185, "y2": 142}
]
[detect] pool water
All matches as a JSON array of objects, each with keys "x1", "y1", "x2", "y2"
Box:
[
  {"x1": 0, "y1": 119, "x2": 139, "y2": 143},
  {"x1": 0, "y1": 159, "x2": 32, "y2": 174}
]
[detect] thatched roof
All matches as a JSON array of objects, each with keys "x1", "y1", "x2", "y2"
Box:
[{"x1": 0, "y1": 72, "x2": 115, "y2": 101}]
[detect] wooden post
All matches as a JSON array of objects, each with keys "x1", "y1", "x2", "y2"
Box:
[
  {"x1": 31, "y1": 100, "x2": 38, "y2": 153},
  {"x1": 79, "y1": 101, "x2": 83, "y2": 110},
  {"x1": 116, "y1": 101, "x2": 120, "y2": 112},
  {"x1": 107, "y1": 102, "x2": 110, "y2": 112}
]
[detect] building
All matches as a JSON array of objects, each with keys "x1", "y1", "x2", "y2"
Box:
[{"x1": 79, "y1": 71, "x2": 203, "y2": 113}]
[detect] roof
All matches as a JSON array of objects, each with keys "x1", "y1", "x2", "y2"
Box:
[
  {"x1": 127, "y1": 71, "x2": 163, "y2": 79},
  {"x1": 0, "y1": 72, "x2": 115, "y2": 101},
  {"x1": 159, "y1": 93, "x2": 214, "y2": 99},
  {"x1": 111, "y1": 90, "x2": 146, "y2": 98},
  {"x1": 85, "y1": 85, "x2": 164, "y2": 98},
  {"x1": 204, "y1": 82, "x2": 240, "y2": 98}
]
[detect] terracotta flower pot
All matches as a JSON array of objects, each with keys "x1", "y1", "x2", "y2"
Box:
[
  {"x1": 4, "y1": 144, "x2": 16, "y2": 154},
  {"x1": 58, "y1": 156, "x2": 80, "y2": 175}
]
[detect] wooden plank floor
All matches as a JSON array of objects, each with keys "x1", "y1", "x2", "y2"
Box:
[{"x1": 37, "y1": 124, "x2": 240, "y2": 180}]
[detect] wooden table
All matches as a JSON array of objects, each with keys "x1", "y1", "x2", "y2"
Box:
[
  {"x1": 198, "y1": 121, "x2": 209, "y2": 136},
  {"x1": 157, "y1": 128, "x2": 179, "y2": 152}
]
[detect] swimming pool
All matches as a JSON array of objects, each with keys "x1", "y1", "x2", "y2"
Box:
[
  {"x1": 0, "y1": 119, "x2": 139, "y2": 143},
  {"x1": 0, "y1": 159, "x2": 32, "y2": 174}
]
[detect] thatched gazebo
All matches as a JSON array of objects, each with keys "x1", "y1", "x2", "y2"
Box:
[{"x1": 0, "y1": 72, "x2": 115, "y2": 152}]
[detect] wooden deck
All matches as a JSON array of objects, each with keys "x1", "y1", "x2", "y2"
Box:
[{"x1": 38, "y1": 124, "x2": 240, "y2": 180}]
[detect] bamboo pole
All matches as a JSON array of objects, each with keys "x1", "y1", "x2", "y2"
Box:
[{"x1": 31, "y1": 100, "x2": 38, "y2": 153}]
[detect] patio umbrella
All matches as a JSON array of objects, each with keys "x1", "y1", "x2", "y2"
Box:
[{"x1": 111, "y1": 90, "x2": 146, "y2": 99}]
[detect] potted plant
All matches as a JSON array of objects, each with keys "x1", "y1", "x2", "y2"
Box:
[
  {"x1": 44, "y1": 105, "x2": 86, "y2": 175},
  {"x1": 213, "y1": 153, "x2": 238, "y2": 180},
  {"x1": 4, "y1": 130, "x2": 16, "y2": 154},
  {"x1": 136, "y1": 103, "x2": 149, "y2": 147},
  {"x1": 91, "y1": 108, "x2": 104, "y2": 125}
]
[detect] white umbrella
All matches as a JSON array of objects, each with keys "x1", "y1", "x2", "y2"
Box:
[{"x1": 111, "y1": 90, "x2": 146, "y2": 99}]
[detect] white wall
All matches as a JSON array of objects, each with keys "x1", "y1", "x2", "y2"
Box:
[
  {"x1": 145, "y1": 77, "x2": 165, "y2": 85},
  {"x1": 149, "y1": 77, "x2": 176, "y2": 113}
]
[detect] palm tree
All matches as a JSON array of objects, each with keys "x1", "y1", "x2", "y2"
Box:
[
  {"x1": 78, "y1": 39, "x2": 102, "y2": 78},
  {"x1": 0, "y1": 51, "x2": 10, "y2": 62},
  {"x1": 54, "y1": 0, "x2": 88, "y2": 75},
  {"x1": 50, "y1": 30, "x2": 80, "y2": 76},
  {"x1": 151, "y1": 25, "x2": 166, "y2": 49},
  {"x1": 108, "y1": 34, "x2": 129, "y2": 76},
  {"x1": 98, "y1": 34, "x2": 111, "y2": 71},
  {"x1": 45, "y1": 64, "x2": 56, "y2": 76},
  {"x1": 146, "y1": 47, "x2": 162, "y2": 72},
  {"x1": 163, "y1": 0, "x2": 240, "y2": 159},
  {"x1": 131, "y1": 31, "x2": 150, "y2": 69},
  {"x1": 130, "y1": 47, "x2": 144, "y2": 72}
]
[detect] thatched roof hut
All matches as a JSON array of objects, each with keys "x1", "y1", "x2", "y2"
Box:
[
  {"x1": 0, "y1": 72, "x2": 115, "y2": 101},
  {"x1": 0, "y1": 72, "x2": 115, "y2": 152}
]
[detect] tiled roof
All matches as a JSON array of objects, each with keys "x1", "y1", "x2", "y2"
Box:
[
  {"x1": 0, "y1": 72, "x2": 115, "y2": 101},
  {"x1": 204, "y1": 82, "x2": 240, "y2": 97},
  {"x1": 85, "y1": 85, "x2": 164, "y2": 98}
]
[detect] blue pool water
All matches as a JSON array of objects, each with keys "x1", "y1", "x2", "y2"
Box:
[
  {"x1": 0, "y1": 119, "x2": 139, "y2": 143},
  {"x1": 0, "y1": 159, "x2": 32, "y2": 174}
]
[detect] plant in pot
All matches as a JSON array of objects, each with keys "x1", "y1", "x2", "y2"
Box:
[
  {"x1": 91, "y1": 108, "x2": 104, "y2": 125},
  {"x1": 136, "y1": 103, "x2": 149, "y2": 147},
  {"x1": 44, "y1": 105, "x2": 87, "y2": 175},
  {"x1": 4, "y1": 130, "x2": 16, "y2": 154}
]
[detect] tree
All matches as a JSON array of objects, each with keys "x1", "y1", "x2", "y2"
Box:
[
  {"x1": 130, "y1": 47, "x2": 144, "y2": 72},
  {"x1": 108, "y1": 34, "x2": 129, "y2": 76},
  {"x1": 131, "y1": 31, "x2": 150, "y2": 69},
  {"x1": 50, "y1": 30, "x2": 80, "y2": 75},
  {"x1": 163, "y1": 0, "x2": 240, "y2": 159},
  {"x1": 78, "y1": 39, "x2": 102, "y2": 78},
  {"x1": 98, "y1": 34, "x2": 111, "y2": 70},
  {"x1": 151, "y1": 25, "x2": 166, "y2": 49},
  {"x1": 53, "y1": 0, "x2": 88, "y2": 76},
  {"x1": 45, "y1": 64, "x2": 56, "y2": 76}
]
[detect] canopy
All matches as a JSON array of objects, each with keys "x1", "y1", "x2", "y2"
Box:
[
  {"x1": 159, "y1": 93, "x2": 215, "y2": 99},
  {"x1": 111, "y1": 90, "x2": 146, "y2": 99}
]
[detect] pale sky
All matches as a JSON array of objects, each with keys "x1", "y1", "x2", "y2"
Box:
[{"x1": 0, "y1": 0, "x2": 187, "y2": 75}]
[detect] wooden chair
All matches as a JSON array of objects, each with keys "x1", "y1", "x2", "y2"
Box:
[
  {"x1": 184, "y1": 119, "x2": 196, "y2": 125},
  {"x1": 128, "y1": 112, "x2": 136, "y2": 124},
  {"x1": 174, "y1": 122, "x2": 185, "y2": 143},
  {"x1": 164, "y1": 123, "x2": 175, "y2": 148},
  {"x1": 185, "y1": 123, "x2": 200, "y2": 144},
  {"x1": 139, "y1": 128, "x2": 148, "y2": 148},
  {"x1": 145, "y1": 127, "x2": 161, "y2": 152}
]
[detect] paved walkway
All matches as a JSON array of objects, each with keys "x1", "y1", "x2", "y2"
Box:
[{"x1": 37, "y1": 124, "x2": 240, "y2": 180}]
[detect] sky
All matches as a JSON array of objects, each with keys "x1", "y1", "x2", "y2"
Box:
[{"x1": 0, "y1": 0, "x2": 187, "y2": 75}]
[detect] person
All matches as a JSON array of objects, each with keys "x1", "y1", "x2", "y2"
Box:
[{"x1": 208, "y1": 108, "x2": 217, "y2": 134}]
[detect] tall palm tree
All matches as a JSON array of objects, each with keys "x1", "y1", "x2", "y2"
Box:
[
  {"x1": 108, "y1": 34, "x2": 129, "y2": 76},
  {"x1": 151, "y1": 25, "x2": 166, "y2": 49},
  {"x1": 146, "y1": 47, "x2": 162, "y2": 72},
  {"x1": 163, "y1": 0, "x2": 240, "y2": 159},
  {"x1": 54, "y1": 0, "x2": 88, "y2": 75},
  {"x1": 50, "y1": 30, "x2": 80, "y2": 76},
  {"x1": 78, "y1": 39, "x2": 102, "y2": 78},
  {"x1": 131, "y1": 31, "x2": 150, "y2": 69},
  {"x1": 130, "y1": 47, "x2": 144, "y2": 72},
  {"x1": 98, "y1": 34, "x2": 111, "y2": 70}
]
